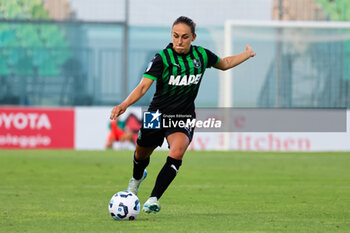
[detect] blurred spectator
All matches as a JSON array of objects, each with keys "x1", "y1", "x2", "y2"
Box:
[
  {"x1": 105, "y1": 114, "x2": 142, "y2": 149},
  {"x1": 105, "y1": 119, "x2": 134, "y2": 149}
]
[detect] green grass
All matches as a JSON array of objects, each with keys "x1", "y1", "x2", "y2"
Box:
[{"x1": 0, "y1": 150, "x2": 349, "y2": 233}]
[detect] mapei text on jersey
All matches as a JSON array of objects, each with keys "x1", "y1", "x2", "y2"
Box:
[{"x1": 168, "y1": 74, "x2": 202, "y2": 86}]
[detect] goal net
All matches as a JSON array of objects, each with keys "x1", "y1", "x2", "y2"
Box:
[{"x1": 221, "y1": 20, "x2": 350, "y2": 108}]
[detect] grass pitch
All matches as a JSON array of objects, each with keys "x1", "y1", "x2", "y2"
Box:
[{"x1": 0, "y1": 150, "x2": 349, "y2": 233}]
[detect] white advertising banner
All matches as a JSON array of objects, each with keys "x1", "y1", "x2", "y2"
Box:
[
  {"x1": 190, "y1": 132, "x2": 350, "y2": 152},
  {"x1": 75, "y1": 107, "x2": 350, "y2": 152},
  {"x1": 75, "y1": 107, "x2": 111, "y2": 150},
  {"x1": 75, "y1": 106, "x2": 142, "y2": 150}
]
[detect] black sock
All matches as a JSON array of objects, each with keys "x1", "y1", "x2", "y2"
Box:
[
  {"x1": 151, "y1": 156, "x2": 182, "y2": 199},
  {"x1": 133, "y1": 152, "x2": 150, "y2": 180}
]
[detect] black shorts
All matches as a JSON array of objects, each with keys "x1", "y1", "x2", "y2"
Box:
[{"x1": 136, "y1": 127, "x2": 195, "y2": 148}]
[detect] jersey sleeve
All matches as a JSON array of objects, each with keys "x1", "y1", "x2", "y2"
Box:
[
  {"x1": 143, "y1": 53, "x2": 163, "y2": 80},
  {"x1": 205, "y1": 48, "x2": 220, "y2": 68}
]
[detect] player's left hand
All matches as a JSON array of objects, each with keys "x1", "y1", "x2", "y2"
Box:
[{"x1": 246, "y1": 45, "x2": 256, "y2": 57}]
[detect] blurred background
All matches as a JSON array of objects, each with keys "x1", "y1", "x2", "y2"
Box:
[
  {"x1": 0, "y1": 0, "x2": 349, "y2": 150},
  {"x1": 1, "y1": 0, "x2": 349, "y2": 107}
]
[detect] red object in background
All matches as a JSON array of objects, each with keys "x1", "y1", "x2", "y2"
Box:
[
  {"x1": 108, "y1": 120, "x2": 126, "y2": 141},
  {"x1": 0, "y1": 107, "x2": 74, "y2": 149},
  {"x1": 124, "y1": 114, "x2": 142, "y2": 143}
]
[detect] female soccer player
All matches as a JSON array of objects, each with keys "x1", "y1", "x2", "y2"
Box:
[{"x1": 110, "y1": 16, "x2": 255, "y2": 214}]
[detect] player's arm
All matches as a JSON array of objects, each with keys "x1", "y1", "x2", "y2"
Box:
[
  {"x1": 110, "y1": 77, "x2": 154, "y2": 120},
  {"x1": 214, "y1": 45, "x2": 255, "y2": 71}
]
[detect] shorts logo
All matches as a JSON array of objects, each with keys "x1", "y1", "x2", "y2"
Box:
[{"x1": 143, "y1": 110, "x2": 161, "y2": 129}]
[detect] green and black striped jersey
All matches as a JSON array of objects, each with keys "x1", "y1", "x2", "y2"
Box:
[{"x1": 144, "y1": 43, "x2": 219, "y2": 114}]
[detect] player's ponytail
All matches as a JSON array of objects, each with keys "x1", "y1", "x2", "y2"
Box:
[{"x1": 172, "y1": 16, "x2": 196, "y2": 35}]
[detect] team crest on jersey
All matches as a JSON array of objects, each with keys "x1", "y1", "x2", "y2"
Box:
[{"x1": 193, "y1": 59, "x2": 201, "y2": 68}]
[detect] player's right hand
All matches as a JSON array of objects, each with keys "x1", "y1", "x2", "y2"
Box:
[{"x1": 110, "y1": 103, "x2": 127, "y2": 120}]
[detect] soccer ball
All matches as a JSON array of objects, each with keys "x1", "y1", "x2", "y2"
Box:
[{"x1": 108, "y1": 191, "x2": 140, "y2": 220}]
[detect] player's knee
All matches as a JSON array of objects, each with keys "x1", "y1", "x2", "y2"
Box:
[
  {"x1": 135, "y1": 145, "x2": 155, "y2": 160},
  {"x1": 135, "y1": 150, "x2": 148, "y2": 160},
  {"x1": 169, "y1": 148, "x2": 186, "y2": 160}
]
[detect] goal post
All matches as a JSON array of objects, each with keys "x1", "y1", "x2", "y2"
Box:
[
  {"x1": 220, "y1": 20, "x2": 350, "y2": 149},
  {"x1": 222, "y1": 20, "x2": 350, "y2": 108}
]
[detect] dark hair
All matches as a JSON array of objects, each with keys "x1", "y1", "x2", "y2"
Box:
[{"x1": 172, "y1": 16, "x2": 196, "y2": 35}]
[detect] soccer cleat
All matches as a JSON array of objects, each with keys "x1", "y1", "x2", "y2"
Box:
[
  {"x1": 142, "y1": 197, "x2": 161, "y2": 214},
  {"x1": 127, "y1": 170, "x2": 148, "y2": 195}
]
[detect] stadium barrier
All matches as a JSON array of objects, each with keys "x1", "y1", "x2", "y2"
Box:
[{"x1": 1, "y1": 106, "x2": 349, "y2": 151}]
